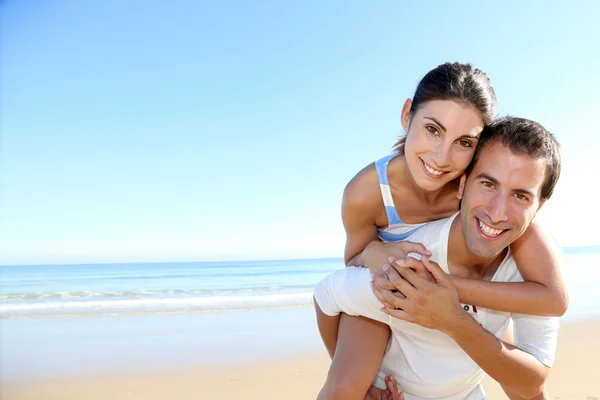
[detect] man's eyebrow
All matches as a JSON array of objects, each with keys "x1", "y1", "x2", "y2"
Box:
[
  {"x1": 514, "y1": 188, "x2": 535, "y2": 198},
  {"x1": 476, "y1": 173, "x2": 535, "y2": 198},
  {"x1": 423, "y1": 117, "x2": 447, "y2": 132},
  {"x1": 475, "y1": 173, "x2": 499, "y2": 185}
]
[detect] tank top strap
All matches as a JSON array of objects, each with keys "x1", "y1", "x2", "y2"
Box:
[{"x1": 374, "y1": 153, "x2": 403, "y2": 226}]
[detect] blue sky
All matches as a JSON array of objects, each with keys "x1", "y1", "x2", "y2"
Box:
[{"x1": 1, "y1": 1, "x2": 599, "y2": 265}]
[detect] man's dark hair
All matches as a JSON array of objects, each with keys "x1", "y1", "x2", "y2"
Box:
[
  {"x1": 394, "y1": 62, "x2": 498, "y2": 153},
  {"x1": 466, "y1": 116, "x2": 561, "y2": 200}
]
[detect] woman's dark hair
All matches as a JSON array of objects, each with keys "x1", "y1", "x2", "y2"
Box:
[{"x1": 394, "y1": 62, "x2": 498, "y2": 153}]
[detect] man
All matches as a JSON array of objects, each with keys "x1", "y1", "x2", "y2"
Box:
[{"x1": 313, "y1": 117, "x2": 562, "y2": 400}]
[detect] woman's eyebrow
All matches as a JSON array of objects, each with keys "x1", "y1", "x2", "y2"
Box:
[
  {"x1": 458, "y1": 134, "x2": 480, "y2": 140},
  {"x1": 423, "y1": 117, "x2": 447, "y2": 132}
]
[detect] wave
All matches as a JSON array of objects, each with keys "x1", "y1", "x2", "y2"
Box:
[
  {"x1": 0, "y1": 291, "x2": 315, "y2": 318},
  {"x1": 0, "y1": 285, "x2": 316, "y2": 300}
]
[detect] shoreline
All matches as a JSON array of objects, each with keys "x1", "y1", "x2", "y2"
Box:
[{"x1": 2, "y1": 318, "x2": 599, "y2": 399}]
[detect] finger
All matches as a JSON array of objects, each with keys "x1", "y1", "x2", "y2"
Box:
[
  {"x1": 385, "y1": 375, "x2": 399, "y2": 396},
  {"x1": 395, "y1": 257, "x2": 425, "y2": 272},
  {"x1": 399, "y1": 241, "x2": 432, "y2": 256},
  {"x1": 397, "y1": 266, "x2": 434, "y2": 291},
  {"x1": 371, "y1": 281, "x2": 396, "y2": 309},
  {"x1": 372, "y1": 281, "x2": 406, "y2": 311},
  {"x1": 374, "y1": 283, "x2": 410, "y2": 310},
  {"x1": 422, "y1": 256, "x2": 450, "y2": 284},
  {"x1": 372, "y1": 271, "x2": 396, "y2": 291},
  {"x1": 382, "y1": 306, "x2": 415, "y2": 322},
  {"x1": 382, "y1": 264, "x2": 418, "y2": 298}
]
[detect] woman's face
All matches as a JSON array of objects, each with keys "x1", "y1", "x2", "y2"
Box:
[{"x1": 402, "y1": 99, "x2": 484, "y2": 192}]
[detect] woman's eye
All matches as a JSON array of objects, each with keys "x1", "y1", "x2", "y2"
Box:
[
  {"x1": 426, "y1": 125, "x2": 439, "y2": 135},
  {"x1": 458, "y1": 140, "x2": 472, "y2": 148}
]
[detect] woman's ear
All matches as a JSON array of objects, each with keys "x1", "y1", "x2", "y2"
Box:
[{"x1": 400, "y1": 98, "x2": 412, "y2": 132}]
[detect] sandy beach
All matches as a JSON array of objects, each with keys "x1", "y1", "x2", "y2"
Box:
[{"x1": 3, "y1": 318, "x2": 599, "y2": 400}]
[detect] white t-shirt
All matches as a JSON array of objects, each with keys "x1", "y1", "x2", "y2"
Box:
[{"x1": 313, "y1": 214, "x2": 559, "y2": 400}]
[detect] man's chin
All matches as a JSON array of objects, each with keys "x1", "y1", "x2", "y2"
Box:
[{"x1": 467, "y1": 242, "x2": 505, "y2": 259}]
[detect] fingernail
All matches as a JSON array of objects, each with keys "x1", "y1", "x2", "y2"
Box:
[
  {"x1": 383, "y1": 264, "x2": 389, "y2": 271},
  {"x1": 396, "y1": 259, "x2": 404, "y2": 265}
]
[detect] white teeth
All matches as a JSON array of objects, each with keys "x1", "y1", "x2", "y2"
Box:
[
  {"x1": 478, "y1": 220, "x2": 504, "y2": 237},
  {"x1": 423, "y1": 161, "x2": 443, "y2": 176}
]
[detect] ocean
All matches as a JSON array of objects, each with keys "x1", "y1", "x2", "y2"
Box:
[
  {"x1": 1, "y1": 247, "x2": 599, "y2": 320},
  {"x1": 0, "y1": 258, "x2": 341, "y2": 319}
]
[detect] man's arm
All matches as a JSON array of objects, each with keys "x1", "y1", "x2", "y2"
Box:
[
  {"x1": 372, "y1": 258, "x2": 553, "y2": 399},
  {"x1": 444, "y1": 312, "x2": 549, "y2": 399}
]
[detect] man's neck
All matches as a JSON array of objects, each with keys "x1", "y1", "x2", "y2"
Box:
[{"x1": 447, "y1": 214, "x2": 508, "y2": 280}]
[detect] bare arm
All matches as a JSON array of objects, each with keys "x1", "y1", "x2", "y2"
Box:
[
  {"x1": 500, "y1": 324, "x2": 548, "y2": 399},
  {"x1": 446, "y1": 313, "x2": 550, "y2": 399},
  {"x1": 374, "y1": 259, "x2": 552, "y2": 399},
  {"x1": 320, "y1": 168, "x2": 427, "y2": 358},
  {"x1": 314, "y1": 167, "x2": 391, "y2": 360},
  {"x1": 313, "y1": 268, "x2": 392, "y2": 400},
  {"x1": 341, "y1": 168, "x2": 382, "y2": 266},
  {"x1": 450, "y1": 220, "x2": 568, "y2": 316}
]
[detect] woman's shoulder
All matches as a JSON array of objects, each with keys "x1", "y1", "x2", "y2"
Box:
[{"x1": 342, "y1": 161, "x2": 382, "y2": 213}]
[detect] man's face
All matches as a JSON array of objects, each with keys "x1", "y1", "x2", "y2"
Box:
[{"x1": 460, "y1": 141, "x2": 547, "y2": 259}]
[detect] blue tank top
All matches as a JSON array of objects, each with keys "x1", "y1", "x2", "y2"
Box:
[{"x1": 375, "y1": 153, "x2": 427, "y2": 242}]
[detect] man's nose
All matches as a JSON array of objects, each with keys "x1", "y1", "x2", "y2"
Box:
[{"x1": 485, "y1": 194, "x2": 509, "y2": 225}]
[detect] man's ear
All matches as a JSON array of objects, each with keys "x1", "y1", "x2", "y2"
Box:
[
  {"x1": 537, "y1": 198, "x2": 547, "y2": 212},
  {"x1": 400, "y1": 98, "x2": 412, "y2": 132},
  {"x1": 456, "y1": 174, "x2": 467, "y2": 200},
  {"x1": 531, "y1": 198, "x2": 548, "y2": 224}
]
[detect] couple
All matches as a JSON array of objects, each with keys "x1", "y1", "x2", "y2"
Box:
[{"x1": 313, "y1": 63, "x2": 565, "y2": 400}]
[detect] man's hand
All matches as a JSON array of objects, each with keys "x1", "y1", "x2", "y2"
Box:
[
  {"x1": 371, "y1": 256, "x2": 467, "y2": 334},
  {"x1": 364, "y1": 375, "x2": 403, "y2": 400}
]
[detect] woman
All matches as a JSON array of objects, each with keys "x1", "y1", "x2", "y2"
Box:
[{"x1": 316, "y1": 62, "x2": 567, "y2": 400}]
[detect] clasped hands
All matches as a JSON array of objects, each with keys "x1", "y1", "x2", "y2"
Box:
[{"x1": 369, "y1": 253, "x2": 465, "y2": 333}]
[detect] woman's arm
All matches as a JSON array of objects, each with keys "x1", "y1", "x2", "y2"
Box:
[
  {"x1": 342, "y1": 166, "x2": 431, "y2": 268},
  {"x1": 342, "y1": 168, "x2": 382, "y2": 266},
  {"x1": 451, "y1": 219, "x2": 569, "y2": 316},
  {"x1": 314, "y1": 169, "x2": 395, "y2": 400}
]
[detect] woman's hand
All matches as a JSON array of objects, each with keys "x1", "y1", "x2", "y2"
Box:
[
  {"x1": 362, "y1": 241, "x2": 431, "y2": 288},
  {"x1": 371, "y1": 256, "x2": 437, "y2": 299}
]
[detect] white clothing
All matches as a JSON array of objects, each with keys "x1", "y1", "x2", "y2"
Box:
[{"x1": 313, "y1": 214, "x2": 558, "y2": 400}]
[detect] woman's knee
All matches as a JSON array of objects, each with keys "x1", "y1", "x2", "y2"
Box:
[{"x1": 320, "y1": 374, "x2": 368, "y2": 400}]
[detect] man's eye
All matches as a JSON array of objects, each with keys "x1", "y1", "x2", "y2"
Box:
[
  {"x1": 481, "y1": 181, "x2": 493, "y2": 188},
  {"x1": 514, "y1": 193, "x2": 528, "y2": 201},
  {"x1": 426, "y1": 126, "x2": 439, "y2": 135}
]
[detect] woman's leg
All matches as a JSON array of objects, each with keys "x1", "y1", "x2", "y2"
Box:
[{"x1": 319, "y1": 313, "x2": 391, "y2": 400}]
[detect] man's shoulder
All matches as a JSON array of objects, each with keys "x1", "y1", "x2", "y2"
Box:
[
  {"x1": 405, "y1": 214, "x2": 455, "y2": 250},
  {"x1": 492, "y1": 250, "x2": 524, "y2": 283}
]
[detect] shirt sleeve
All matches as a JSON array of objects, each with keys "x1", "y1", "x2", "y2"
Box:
[
  {"x1": 511, "y1": 314, "x2": 559, "y2": 367},
  {"x1": 313, "y1": 267, "x2": 390, "y2": 325}
]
